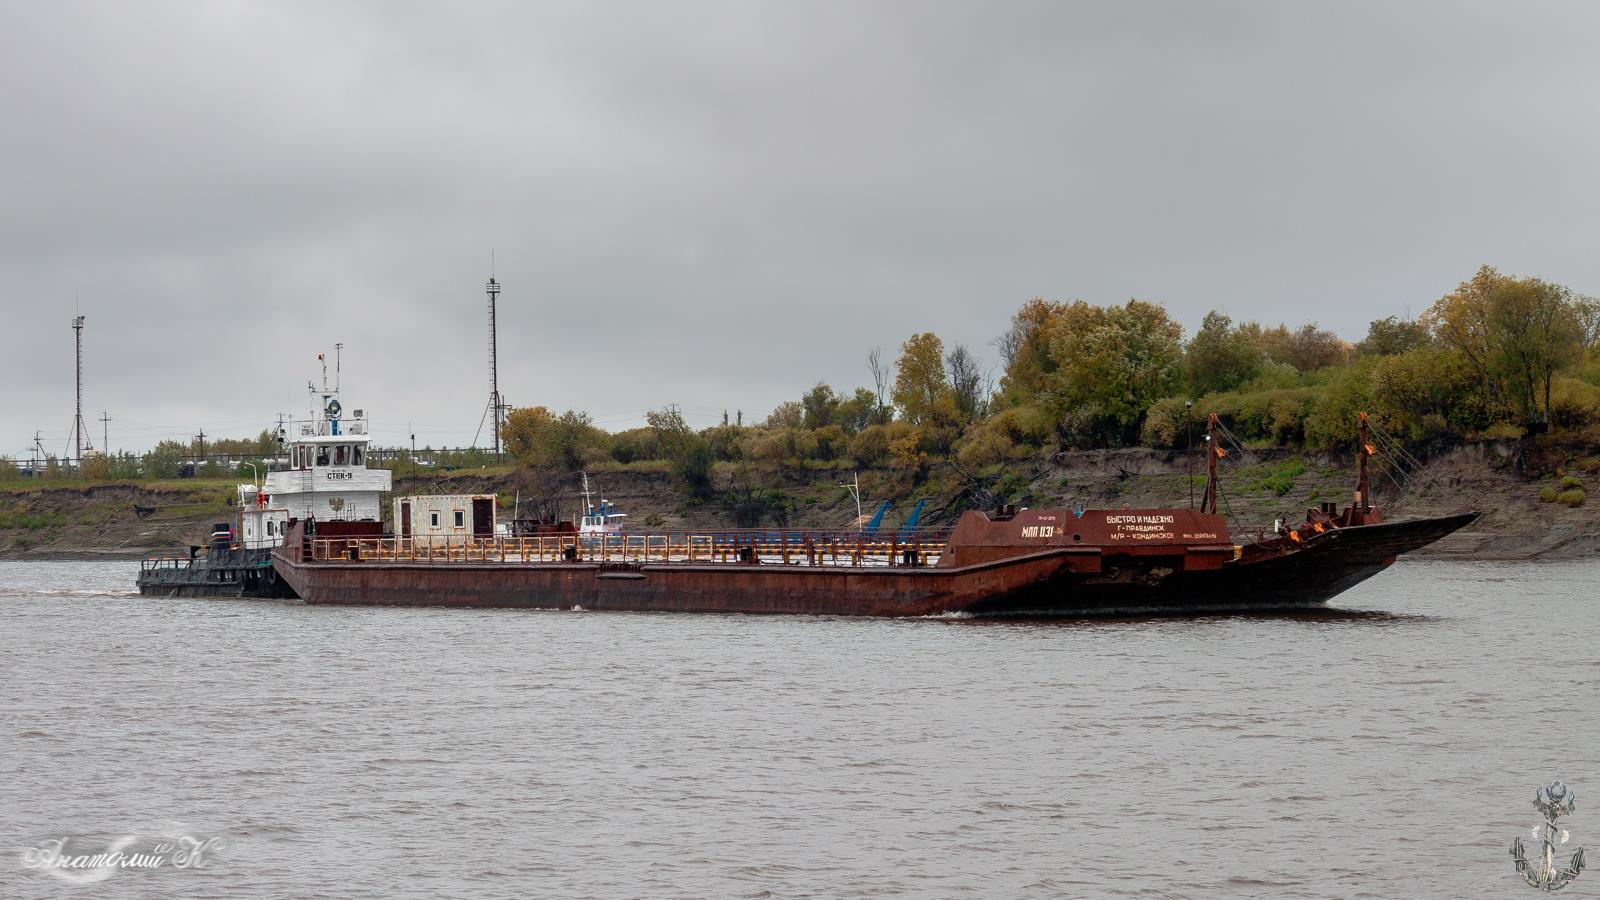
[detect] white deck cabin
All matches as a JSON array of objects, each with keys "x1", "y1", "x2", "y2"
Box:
[{"x1": 393, "y1": 494, "x2": 498, "y2": 540}]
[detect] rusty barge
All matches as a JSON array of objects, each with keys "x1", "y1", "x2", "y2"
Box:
[{"x1": 271, "y1": 415, "x2": 1479, "y2": 617}]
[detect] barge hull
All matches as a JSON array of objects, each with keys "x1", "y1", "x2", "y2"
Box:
[
  {"x1": 272, "y1": 551, "x2": 1072, "y2": 617},
  {"x1": 273, "y1": 512, "x2": 1477, "y2": 616}
]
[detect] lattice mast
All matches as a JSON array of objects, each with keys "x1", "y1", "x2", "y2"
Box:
[
  {"x1": 71, "y1": 315, "x2": 89, "y2": 463},
  {"x1": 487, "y1": 276, "x2": 502, "y2": 456}
]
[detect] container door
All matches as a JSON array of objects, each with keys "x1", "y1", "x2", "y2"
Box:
[
  {"x1": 401, "y1": 502, "x2": 412, "y2": 539},
  {"x1": 472, "y1": 498, "x2": 493, "y2": 538}
]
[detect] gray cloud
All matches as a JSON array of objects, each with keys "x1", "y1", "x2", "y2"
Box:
[{"x1": 4, "y1": 1, "x2": 1599, "y2": 455}]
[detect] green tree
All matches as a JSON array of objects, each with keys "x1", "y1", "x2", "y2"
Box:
[
  {"x1": 647, "y1": 406, "x2": 714, "y2": 498},
  {"x1": 1303, "y1": 363, "x2": 1377, "y2": 449},
  {"x1": 1246, "y1": 321, "x2": 1348, "y2": 372},
  {"x1": 834, "y1": 387, "x2": 882, "y2": 434},
  {"x1": 1185, "y1": 311, "x2": 1263, "y2": 395},
  {"x1": 502, "y1": 406, "x2": 558, "y2": 467},
  {"x1": 1358, "y1": 316, "x2": 1431, "y2": 357},
  {"x1": 143, "y1": 440, "x2": 187, "y2": 479},
  {"x1": 764, "y1": 401, "x2": 804, "y2": 429},
  {"x1": 1427, "y1": 266, "x2": 1590, "y2": 426},
  {"x1": 1499, "y1": 277, "x2": 1586, "y2": 427},
  {"x1": 996, "y1": 299, "x2": 1108, "y2": 411},
  {"x1": 549, "y1": 411, "x2": 610, "y2": 470},
  {"x1": 502, "y1": 407, "x2": 610, "y2": 471},
  {"x1": 996, "y1": 298, "x2": 1070, "y2": 403},
  {"x1": 1370, "y1": 347, "x2": 1483, "y2": 436},
  {"x1": 812, "y1": 424, "x2": 847, "y2": 461},
  {"x1": 1426, "y1": 265, "x2": 1504, "y2": 410},
  {"x1": 610, "y1": 427, "x2": 662, "y2": 463},
  {"x1": 800, "y1": 383, "x2": 840, "y2": 430},
  {"x1": 1287, "y1": 323, "x2": 1351, "y2": 371},
  {"x1": 892, "y1": 332, "x2": 955, "y2": 426},
  {"x1": 1045, "y1": 299, "x2": 1184, "y2": 444},
  {"x1": 848, "y1": 422, "x2": 909, "y2": 467},
  {"x1": 701, "y1": 424, "x2": 749, "y2": 461}
]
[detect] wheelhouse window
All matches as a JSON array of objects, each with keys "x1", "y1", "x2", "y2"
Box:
[
  {"x1": 430, "y1": 511, "x2": 441, "y2": 528},
  {"x1": 315, "y1": 446, "x2": 330, "y2": 467},
  {"x1": 352, "y1": 446, "x2": 364, "y2": 466},
  {"x1": 334, "y1": 445, "x2": 348, "y2": 466},
  {"x1": 454, "y1": 510, "x2": 465, "y2": 528}
]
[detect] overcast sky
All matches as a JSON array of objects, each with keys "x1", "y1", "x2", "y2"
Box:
[{"x1": 4, "y1": 1, "x2": 1598, "y2": 456}]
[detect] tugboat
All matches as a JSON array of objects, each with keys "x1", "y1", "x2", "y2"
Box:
[
  {"x1": 136, "y1": 357, "x2": 391, "y2": 598},
  {"x1": 577, "y1": 472, "x2": 627, "y2": 539},
  {"x1": 271, "y1": 413, "x2": 1479, "y2": 616}
]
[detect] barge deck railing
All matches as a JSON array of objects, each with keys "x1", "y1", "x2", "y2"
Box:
[{"x1": 304, "y1": 529, "x2": 954, "y2": 568}]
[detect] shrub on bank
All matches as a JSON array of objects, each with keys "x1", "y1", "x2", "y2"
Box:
[
  {"x1": 1539, "y1": 486, "x2": 1559, "y2": 503},
  {"x1": 1190, "y1": 387, "x2": 1315, "y2": 447},
  {"x1": 1550, "y1": 376, "x2": 1600, "y2": 431},
  {"x1": 1557, "y1": 488, "x2": 1587, "y2": 507},
  {"x1": 1139, "y1": 397, "x2": 1192, "y2": 449}
]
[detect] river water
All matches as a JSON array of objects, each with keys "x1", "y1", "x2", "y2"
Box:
[{"x1": 2, "y1": 558, "x2": 1596, "y2": 898}]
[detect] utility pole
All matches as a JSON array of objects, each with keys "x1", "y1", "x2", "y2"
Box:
[
  {"x1": 32, "y1": 431, "x2": 42, "y2": 474},
  {"x1": 840, "y1": 472, "x2": 863, "y2": 528},
  {"x1": 197, "y1": 427, "x2": 206, "y2": 469},
  {"x1": 100, "y1": 411, "x2": 111, "y2": 457},
  {"x1": 71, "y1": 315, "x2": 88, "y2": 466},
  {"x1": 486, "y1": 274, "x2": 503, "y2": 457}
]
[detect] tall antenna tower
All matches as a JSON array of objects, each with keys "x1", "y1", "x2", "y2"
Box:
[
  {"x1": 70, "y1": 315, "x2": 89, "y2": 464},
  {"x1": 487, "y1": 274, "x2": 503, "y2": 456}
]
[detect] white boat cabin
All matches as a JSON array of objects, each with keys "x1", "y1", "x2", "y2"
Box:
[
  {"x1": 237, "y1": 483, "x2": 290, "y2": 550},
  {"x1": 237, "y1": 378, "x2": 391, "y2": 549}
]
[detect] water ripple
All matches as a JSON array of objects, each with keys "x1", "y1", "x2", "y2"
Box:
[{"x1": 1, "y1": 557, "x2": 1596, "y2": 897}]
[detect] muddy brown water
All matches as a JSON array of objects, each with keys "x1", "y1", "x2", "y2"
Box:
[{"x1": 3, "y1": 558, "x2": 1596, "y2": 897}]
